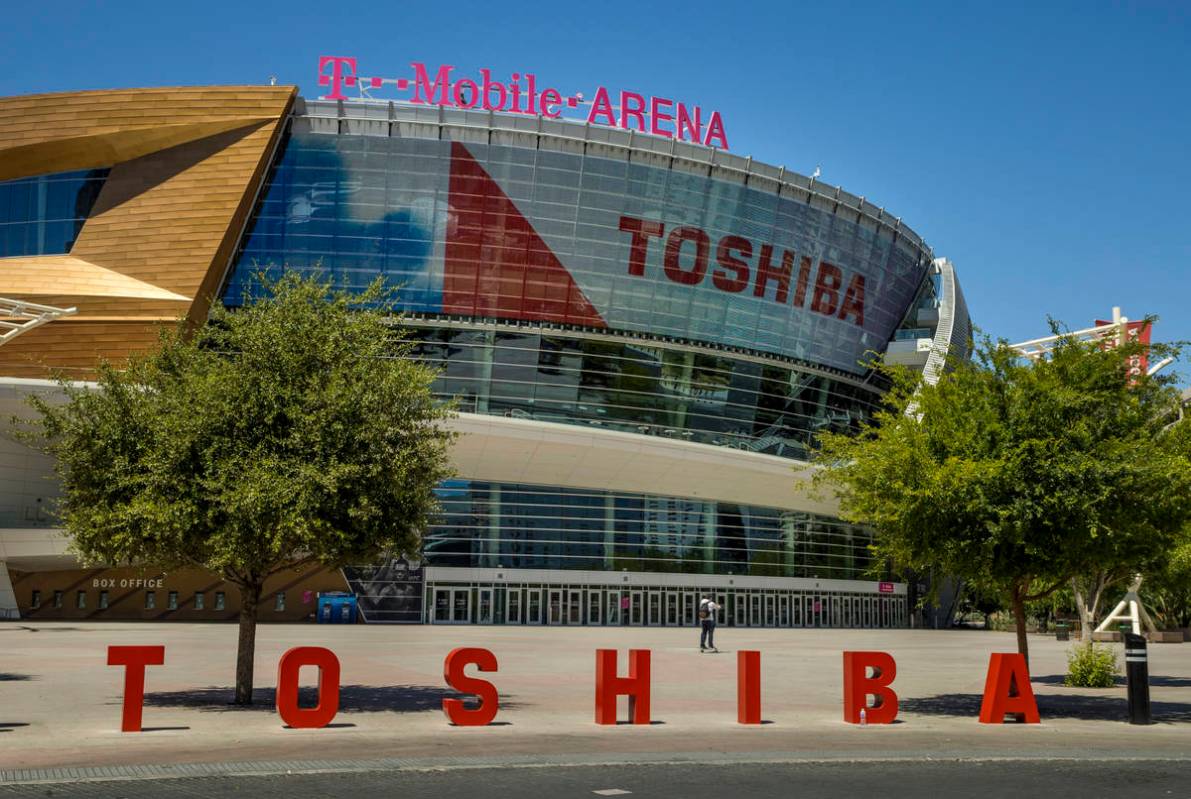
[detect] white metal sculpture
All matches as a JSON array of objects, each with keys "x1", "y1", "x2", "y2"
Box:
[
  {"x1": 0, "y1": 297, "x2": 77, "y2": 346},
  {"x1": 1094, "y1": 574, "x2": 1158, "y2": 636}
]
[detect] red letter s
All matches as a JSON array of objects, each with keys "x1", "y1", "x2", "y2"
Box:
[{"x1": 443, "y1": 647, "x2": 499, "y2": 725}]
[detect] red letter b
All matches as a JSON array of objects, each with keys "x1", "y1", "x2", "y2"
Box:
[{"x1": 843, "y1": 651, "x2": 898, "y2": 724}]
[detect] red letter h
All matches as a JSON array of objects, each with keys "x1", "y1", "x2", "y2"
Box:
[{"x1": 595, "y1": 649, "x2": 651, "y2": 724}]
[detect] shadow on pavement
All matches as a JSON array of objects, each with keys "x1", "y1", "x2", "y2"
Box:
[
  {"x1": 0, "y1": 673, "x2": 35, "y2": 681},
  {"x1": 1033, "y1": 673, "x2": 1191, "y2": 688},
  {"x1": 0, "y1": 722, "x2": 30, "y2": 731},
  {"x1": 900, "y1": 692, "x2": 1191, "y2": 722},
  {"x1": 144, "y1": 684, "x2": 521, "y2": 713}
]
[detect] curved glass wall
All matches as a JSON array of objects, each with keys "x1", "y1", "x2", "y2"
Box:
[
  {"x1": 0, "y1": 168, "x2": 109, "y2": 257},
  {"x1": 225, "y1": 129, "x2": 930, "y2": 375},
  {"x1": 406, "y1": 326, "x2": 883, "y2": 458},
  {"x1": 424, "y1": 481, "x2": 875, "y2": 580}
]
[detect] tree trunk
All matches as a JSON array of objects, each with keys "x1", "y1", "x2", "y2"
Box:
[
  {"x1": 1011, "y1": 586, "x2": 1029, "y2": 668},
  {"x1": 1072, "y1": 578, "x2": 1092, "y2": 643},
  {"x1": 234, "y1": 581, "x2": 263, "y2": 706}
]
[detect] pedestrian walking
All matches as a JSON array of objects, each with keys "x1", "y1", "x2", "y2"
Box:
[{"x1": 699, "y1": 595, "x2": 720, "y2": 652}]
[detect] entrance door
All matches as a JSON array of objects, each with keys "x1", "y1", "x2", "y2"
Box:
[
  {"x1": 792, "y1": 594, "x2": 803, "y2": 627},
  {"x1": 588, "y1": 591, "x2": 602, "y2": 625},
  {"x1": 734, "y1": 594, "x2": 747, "y2": 627},
  {"x1": 630, "y1": 591, "x2": 643, "y2": 625},
  {"x1": 451, "y1": 589, "x2": 470, "y2": 623},
  {"x1": 749, "y1": 594, "x2": 761, "y2": 627},
  {"x1": 527, "y1": 589, "x2": 542, "y2": 624},
  {"x1": 568, "y1": 590, "x2": 582, "y2": 624},
  {"x1": 608, "y1": 592, "x2": 623, "y2": 625},
  {"x1": 507, "y1": 589, "x2": 521, "y2": 624},
  {"x1": 778, "y1": 595, "x2": 790, "y2": 627},
  {"x1": 478, "y1": 589, "x2": 493, "y2": 624},
  {"x1": 548, "y1": 590, "x2": 564, "y2": 624},
  {"x1": 764, "y1": 595, "x2": 776, "y2": 626},
  {"x1": 682, "y1": 593, "x2": 696, "y2": 626},
  {"x1": 830, "y1": 596, "x2": 840, "y2": 628},
  {"x1": 433, "y1": 589, "x2": 450, "y2": 623},
  {"x1": 647, "y1": 592, "x2": 661, "y2": 625},
  {"x1": 665, "y1": 592, "x2": 678, "y2": 626}
]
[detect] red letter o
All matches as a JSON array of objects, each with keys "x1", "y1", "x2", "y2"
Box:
[{"x1": 276, "y1": 646, "x2": 340, "y2": 729}]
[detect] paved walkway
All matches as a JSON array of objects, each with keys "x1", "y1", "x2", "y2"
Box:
[{"x1": 1, "y1": 623, "x2": 1188, "y2": 774}]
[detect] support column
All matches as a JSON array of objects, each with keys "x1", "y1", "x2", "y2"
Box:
[{"x1": 0, "y1": 561, "x2": 18, "y2": 620}]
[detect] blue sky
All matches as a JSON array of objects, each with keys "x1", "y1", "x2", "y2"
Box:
[{"x1": 3, "y1": 1, "x2": 1188, "y2": 367}]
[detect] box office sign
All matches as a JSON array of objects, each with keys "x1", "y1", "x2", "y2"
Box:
[{"x1": 317, "y1": 56, "x2": 730, "y2": 150}]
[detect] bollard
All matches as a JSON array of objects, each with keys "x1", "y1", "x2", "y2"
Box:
[{"x1": 1123, "y1": 632, "x2": 1152, "y2": 725}]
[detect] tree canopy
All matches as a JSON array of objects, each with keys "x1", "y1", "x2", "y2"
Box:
[
  {"x1": 815, "y1": 329, "x2": 1191, "y2": 661},
  {"x1": 29, "y1": 272, "x2": 455, "y2": 702}
]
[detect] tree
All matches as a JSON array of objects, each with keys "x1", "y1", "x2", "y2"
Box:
[
  {"x1": 1144, "y1": 535, "x2": 1191, "y2": 630},
  {"x1": 815, "y1": 330, "x2": 1191, "y2": 664},
  {"x1": 27, "y1": 273, "x2": 455, "y2": 704}
]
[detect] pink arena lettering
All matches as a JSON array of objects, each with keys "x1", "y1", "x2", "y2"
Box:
[{"x1": 318, "y1": 56, "x2": 730, "y2": 150}]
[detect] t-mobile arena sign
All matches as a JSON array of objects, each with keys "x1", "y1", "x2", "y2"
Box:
[{"x1": 317, "y1": 56, "x2": 730, "y2": 150}]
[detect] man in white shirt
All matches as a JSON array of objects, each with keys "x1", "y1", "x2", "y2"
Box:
[{"x1": 699, "y1": 595, "x2": 720, "y2": 652}]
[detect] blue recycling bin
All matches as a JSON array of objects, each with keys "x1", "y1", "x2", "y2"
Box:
[{"x1": 316, "y1": 592, "x2": 358, "y2": 624}]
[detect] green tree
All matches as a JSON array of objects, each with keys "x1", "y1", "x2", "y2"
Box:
[
  {"x1": 1144, "y1": 532, "x2": 1191, "y2": 630},
  {"x1": 27, "y1": 273, "x2": 455, "y2": 704},
  {"x1": 815, "y1": 330, "x2": 1191, "y2": 664}
]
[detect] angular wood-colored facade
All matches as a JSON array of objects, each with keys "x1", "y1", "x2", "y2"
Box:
[{"x1": 0, "y1": 86, "x2": 296, "y2": 377}]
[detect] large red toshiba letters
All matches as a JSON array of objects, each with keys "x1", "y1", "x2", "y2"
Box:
[
  {"x1": 106, "y1": 645, "x2": 165, "y2": 732},
  {"x1": 442, "y1": 647, "x2": 500, "y2": 726},
  {"x1": 979, "y1": 653, "x2": 1040, "y2": 724},
  {"x1": 104, "y1": 645, "x2": 1047, "y2": 731},
  {"x1": 276, "y1": 647, "x2": 341, "y2": 729},
  {"x1": 595, "y1": 648, "x2": 651, "y2": 725},
  {"x1": 737, "y1": 650, "x2": 762, "y2": 724},
  {"x1": 843, "y1": 651, "x2": 899, "y2": 724}
]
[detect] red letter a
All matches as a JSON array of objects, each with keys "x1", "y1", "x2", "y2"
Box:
[
  {"x1": 843, "y1": 651, "x2": 898, "y2": 724},
  {"x1": 443, "y1": 647, "x2": 499, "y2": 726},
  {"x1": 978, "y1": 653, "x2": 1040, "y2": 724}
]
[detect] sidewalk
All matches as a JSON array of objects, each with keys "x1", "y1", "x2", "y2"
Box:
[{"x1": 1, "y1": 622, "x2": 1188, "y2": 771}]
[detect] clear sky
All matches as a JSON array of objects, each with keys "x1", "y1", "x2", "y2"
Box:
[{"x1": 3, "y1": 1, "x2": 1188, "y2": 367}]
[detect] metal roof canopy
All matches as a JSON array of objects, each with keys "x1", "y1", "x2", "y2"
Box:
[{"x1": 0, "y1": 297, "x2": 77, "y2": 346}]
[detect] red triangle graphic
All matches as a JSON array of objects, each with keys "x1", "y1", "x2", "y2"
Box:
[{"x1": 444, "y1": 142, "x2": 606, "y2": 328}]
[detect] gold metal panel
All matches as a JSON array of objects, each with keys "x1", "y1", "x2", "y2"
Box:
[{"x1": 0, "y1": 86, "x2": 296, "y2": 376}]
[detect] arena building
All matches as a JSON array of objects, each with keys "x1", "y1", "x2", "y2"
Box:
[{"x1": 0, "y1": 79, "x2": 970, "y2": 628}]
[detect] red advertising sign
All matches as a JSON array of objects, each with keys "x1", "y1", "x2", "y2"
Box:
[
  {"x1": 1095, "y1": 319, "x2": 1152, "y2": 384},
  {"x1": 878, "y1": 582, "x2": 895, "y2": 594}
]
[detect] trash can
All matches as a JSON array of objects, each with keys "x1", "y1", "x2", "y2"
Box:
[
  {"x1": 1055, "y1": 622, "x2": 1069, "y2": 641},
  {"x1": 316, "y1": 592, "x2": 359, "y2": 624}
]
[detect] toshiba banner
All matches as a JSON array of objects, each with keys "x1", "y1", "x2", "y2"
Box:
[{"x1": 232, "y1": 137, "x2": 929, "y2": 375}]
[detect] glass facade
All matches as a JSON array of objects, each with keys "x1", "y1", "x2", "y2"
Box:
[
  {"x1": 425, "y1": 481, "x2": 875, "y2": 581},
  {"x1": 407, "y1": 326, "x2": 882, "y2": 458},
  {"x1": 224, "y1": 131, "x2": 931, "y2": 375},
  {"x1": 0, "y1": 168, "x2": 109, "y2": 257}
]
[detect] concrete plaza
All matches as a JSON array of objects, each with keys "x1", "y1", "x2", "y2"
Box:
[{"x1": 1, "y1": 622, "x2": 1189, "y2": 772}]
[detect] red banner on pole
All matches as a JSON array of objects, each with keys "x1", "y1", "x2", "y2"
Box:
[{"x1": 1095, "y1": 319, "x2": 1151, "y2": 384}]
